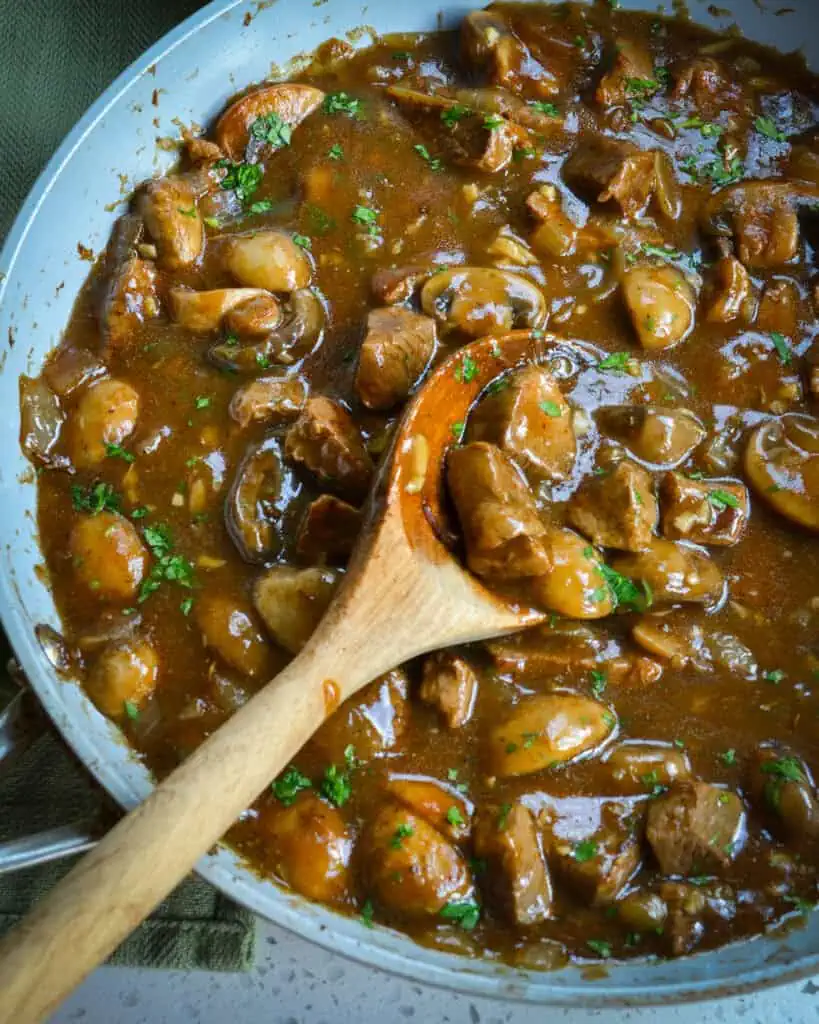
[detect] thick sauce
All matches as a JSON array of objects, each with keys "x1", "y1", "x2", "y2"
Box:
[{"x1": 24, "y1": 2, "x2": 819, "y2": 967}]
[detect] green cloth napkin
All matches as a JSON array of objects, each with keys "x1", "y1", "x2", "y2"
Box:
[{"x1": 0, "y1": 0, "x2": 257, "y2": 971}]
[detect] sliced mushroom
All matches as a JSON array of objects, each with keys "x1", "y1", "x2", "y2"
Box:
[
  {"x1": 209, "y1": 289, "x2": 325, "y2": 371},
  {"x1": 488, "y1": 694, "x2": 615, "y2": 777},
  {"x1": 460, "y1": 8, "x2": 560, "y2": 97},
  {"x1": 421, "y1": 267, "x2": 546, "y2": 337},
  {"x1": 705, "y1": 255, "x2": 752, "y2": 324},
  {"x1": 43, "y1": 347, "x2": 107, "y2": 399},
  {"x1": 745, "y1": 413, "x2": 819, "y2": 530},
  {"x1": 610, "y1": 539, "x2": 725, "y2": 608},
  {"x1": 226, "y1": 437, "x2": 283, "y2": 562},
  {"x1": 229, "y1": 375, "x2": 308, "y2": 428},
  {"x1": 223, "y1": 293, "x2": 283, "y2": 337},
  {"x1": 355, "y1": 307, "x2": 437, "y2": 411},
  {"x1": 19, "y1": 375, "x2": 68, "y2": 469},
  {"x1": 701, "y1": 180, "x2": 819, "y2": 270},
  {"x1": 215, "y1": 84, "x2": 325, "y2": 162},
  {"x1": 138, "y1": 176, "x2": 204, "y2": 269},
  {"x1": 196, "y1": 594, "x2": 273, "y2": 678},
  {"x1": 253, "y1": 565, "x2": 340, "y2": 654},
  {"x1": 70, "y1": 512, "x2": 147, "y2": 600},
  {"x1": 603, "y1": 741, "x2": 691, "y2": 795},
  {"x1": 621, "y1": 264, "x2": 696, "y2": 350},
  {"x1": 598, "y1": 405, "x2": 706, "y2": 469},
  {"x1": 467, "y1": 364, "x2": 575, "y2": 483},
  {"x1": 225, "y1": 231, "x2": 313, "y2": 293},
  {"x1": 86, "y1": 637, "x2": 159, "y2": 720},
  {"x1": 529, "y1": 527, "x2": 615, "y2": 620},
  {"x1": 99, "y1": 214, "x2": 159, "y2": 351},
  {"x1": 169, "y1": 287, "x2": 271, "y2": 332},
  {"x1": 70, "y1": 378, "x2": 139, "y2": 469}
]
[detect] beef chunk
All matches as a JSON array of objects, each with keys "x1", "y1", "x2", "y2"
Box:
[
  {"x1": 285, "y1": 396, "x2": 374, "y2": 503},
  {"x1": 646, "y1": 781, "x2": 746, "y2": 875},
  {"x1": 549, "y1": 806, "x2": 642, "y2": 905},
  {"x1": 595, "y1": 40, "x2": 655, "y2": 108},
  {"x1": 355, "y1": 307, "x2": 437, "y2": 410},
  {"x1": 564, "y1": 136, "x2": 679, "y2": 220},
  {"x1": 474, "y1": 803, "x2": 553, "y2": 925},
  {"x1": 447, "y1": 442, "x2": 551, "y2": 580},
  {"x1": 756, "y1": 278, "x2": 801, "y2": 337},
  {"x1": 229, "y1": 376, "x2": 308, "y2": 428},
  {"x1": 486, "y1": 625, "x2": 662, "y2": 686},
  {"x1": 420, "y1": 651, "x2": 478, "y2": 729},
  {"x1": 567, "y1": 460, "x2": 657, "y2": 551},
  {"x1": 371, "y1": 264, "x2": 430, "y2": 305},
  {"x1": 138, "y1": 175, "x2": 204, "y2": 269},
  {"x1": 672, "y1": 57, "x2": 749, "y2": 116},
  {"x1": 296, "y1": 494, "x2": 362, "y2": 564},
  {"x1": 467, "y1": 365, "x2": 576, "y2": 483},
  {"x1": 659, "y1": 880, "x2": 737, "y2": 957},
  {"x1": 660, "y1": 473, "x2": 749, "y2": 546},
  {"x1": 461, "y1": 9, "x2": 558, "y2": 98}
]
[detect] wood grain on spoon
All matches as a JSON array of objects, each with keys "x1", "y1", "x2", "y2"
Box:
[{"x1": 0, "y1": 328, "x2": 558, "y2": 1024}]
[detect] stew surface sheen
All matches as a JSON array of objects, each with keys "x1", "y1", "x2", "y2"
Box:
[{"x1": 23, "y1": 0, "x2": 819, "y2": 969}]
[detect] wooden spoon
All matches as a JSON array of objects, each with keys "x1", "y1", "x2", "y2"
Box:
[{"x1": 0, "y1": 328, "x2": 560, "y2": 1023}]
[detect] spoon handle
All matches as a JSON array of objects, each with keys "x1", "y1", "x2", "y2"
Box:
[{"x1": 0, "y1": 638, "x2": 357, "y2": 1024}]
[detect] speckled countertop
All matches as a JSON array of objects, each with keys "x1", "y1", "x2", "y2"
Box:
[{"x1": 51, "y1": 917, "x2": 818, "y2": 1023}]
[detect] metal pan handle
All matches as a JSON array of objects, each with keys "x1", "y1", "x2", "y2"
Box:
[{"x1": 0, "y1": 679, "x2": 104, "y2": 876}]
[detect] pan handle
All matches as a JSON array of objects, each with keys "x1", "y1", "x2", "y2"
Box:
[{"x1": 0, "y1": 683, "x2": 107, "y2": 875}]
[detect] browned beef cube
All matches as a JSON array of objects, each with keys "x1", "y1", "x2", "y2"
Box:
[
  {"x1": 285, "y1": 397, "x2": 373, "y2": 503},
  {"x1": 568, "y1": 460, "x2": 657, "y2": 551},
  {"x1": 660, "y1": 473, "x2": 748, "y2": 546},
  {"x1": 474, "y1": 803, "x2": 552, "y2": 925},
  {"x1": 420, "y1": 651, "x2": 478, "y2": 729},
  {"x1": 646, "y1": 781, "x2": 746, "y2": 876}
]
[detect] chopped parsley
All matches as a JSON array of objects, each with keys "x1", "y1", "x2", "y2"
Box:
[
  {"x1": 413, "y1": 143, "x2": 443, "y2": 171},
  {"x1": 105, "y1": 442, "x2": 135, "y2": 463},
  {"x1": 323, "y1": 91, "x2": 360, "y2": 117},
  {"x1": 597, "y1": 563, "x2": 651, "y2": 610},
  {"x1": 217, "y1": 159, "x2": 263, "y2": 204},
  {"x1": 641, "y1": 242, "x2": 686, "y2": 263},
  {"x1": 586, "y1": 938, "x2": 612, "y2": 958},
  {"x1": 762, "y1": 756, "x2": 805, "y2": 784},
  {"x1": 771, "y1": 331, "x2": 792, "y2": 365},
  {"x1": 573, "y1": 839, "x2": 598, "y2": 863},
  {"x1": 451, "y1": 420, "x2": 466, "y2": 441},
  {"x1": 528, "y1": 100, "x2": 559, "y2": 117},
  {"x1": 681, "y1": 116, "x2": 722, "y2": 138},
  {"x1": 597, "y1": 351, "x2": 632, "y2": 373},
  {"x1": 177, "y1": 206, "x2": 197, "y2": 218},
  {"x1": 682, "y1": 155, "x2": 745, "y2": 188},
  {"x1": 360, "y1": 899, "x2": 375, "y2": 927},
  {"x1": 441, "y1": 104, "x2": 470, "y2": 127},
  {"x1": 123, "y1": 700, "x2": 140, "y2": 721},
  {"x1": 391, "y1": 823, "x2": 415, "y2": 849},
  {"x1": 194, "y1": 395, "x2": 211, "y2": 410},
  {"x1": 446, "y1": 806, "x2": 465, "y2": 827},
  {"x1": 539, "y1": 400, "x2": 562, "y2": 417},
  {"x1": 754, "y1": 116, "x2": 787, "y2": 143},
  {"x1": 482, "y1": 113, "x2": 505, "y2": 131},
  {"x1": 247, "y1": 199, "x2": 273, "y2": 215},
  {"x1": 292, "y1": 234, "x2": 312, "y2": 249},
  {"x1": 305, "y1": 203, "x2": 336, "y2": 236},
  {"x1": 454, "y1": 354, "x2": 478, "y2": 383},
  {"x1": 763, "y1": 669, "x2": 785, "y2": 684},
  {"x1": 590, "y1": 669, "x2": 607, "y2": 699},
  {"x1": 708, "y1": 489, "x2": 740, "y2": 511},
  {"x1": 497, "y1": 802, "x2": 512, "y2": 831},
  {"x1": 250, "y1": 112, "x2": 292, "y2": 149},
  {"x1": 180, "y1": 597, "x2": 194, "y2": 616},
  {"x1": 138, "y1": 523, "x2": 195, "y2": 603},
  {"x1": 320, "y1": 763, "x2": 352, "y2": 807},
  {"x1": 440, "y1": 900, "x2": 480, "y2": 930},
  {"x1": 272, "y1": 765, "x2": 312, "y2": 806},
  {"x1": 71, "y1": 481, "x2": 121, "y2": 515},
  {"x1": 721, "y1": 749, "x2": 737, "y2": 766},
  {"x1": 328, "y1": 143, "x2": 344, "y2": 160},
  {"x1": 352, "y1": 204, "x2": 379, "y2": 236}
]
